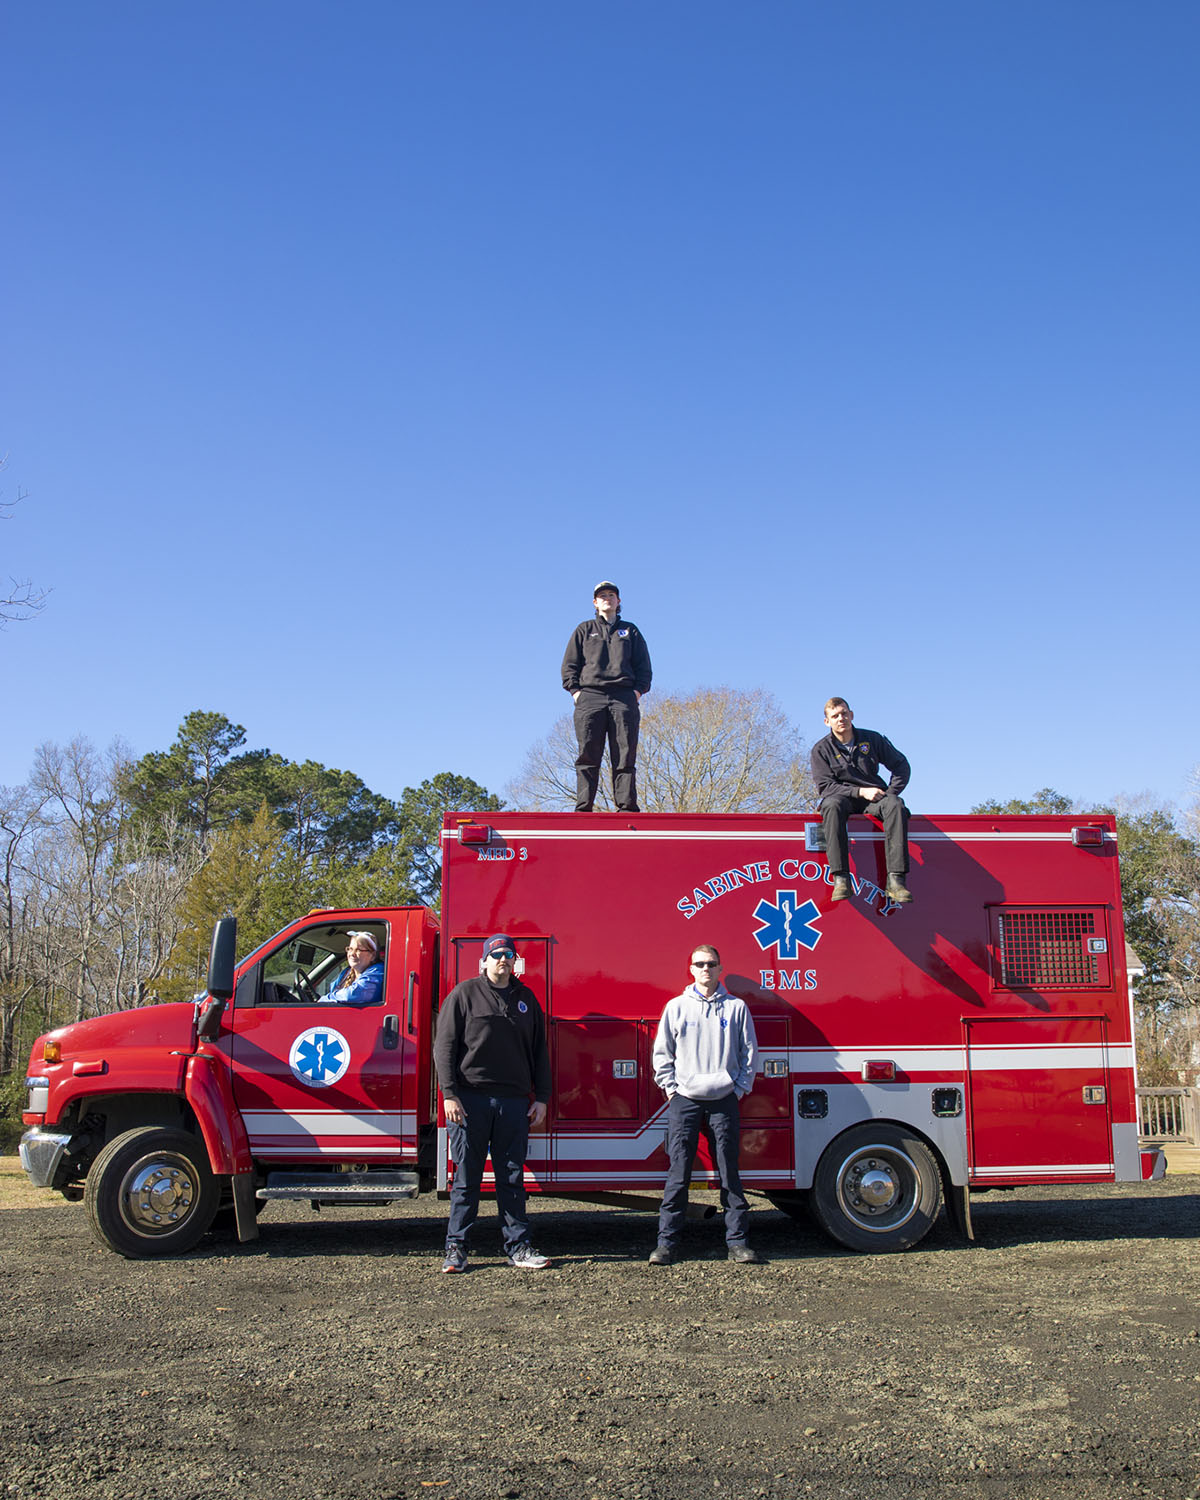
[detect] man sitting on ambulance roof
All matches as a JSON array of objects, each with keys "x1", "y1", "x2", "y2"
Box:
[{"x1": 810, "y1": 697, "x2": 913, "y2": 905}]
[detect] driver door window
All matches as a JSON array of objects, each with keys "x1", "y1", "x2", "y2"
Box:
[{"x1": 257, "y1": 925, "x2": 388, "y2": 1007}]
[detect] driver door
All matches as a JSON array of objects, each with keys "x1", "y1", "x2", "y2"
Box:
[{"x1": 229, "y1": 916, "x2": 416, "y2": 1163}]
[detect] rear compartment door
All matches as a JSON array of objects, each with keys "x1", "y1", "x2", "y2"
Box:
[{"x1": 965, "y1": 1015, "x2": 1114, "y2": 1182}]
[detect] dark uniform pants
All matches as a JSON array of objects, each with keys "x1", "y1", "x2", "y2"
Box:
[
  {"x1": 573, "y1": 687, "x2": 641, "y2": 812},
  {"x1": 656, "y1": 1092, "x2": 750, "y2": 1248},
  {"x1": 821, "y1": 792, "x2": 910, "y2": 877},
  {"x1": 446, "y1": 1090, "x2": 532, "y2": 1253}
]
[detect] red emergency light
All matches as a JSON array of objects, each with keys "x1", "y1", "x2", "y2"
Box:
[
  {"x1": 457, "y1": 824, "x2": 492, "y2": 845},
  {"x1": 1071, "y1": 826, "x2": 1106, "y2": 847},
  {"x1": 861, "y1": 1059, "x2": 896, "y2": 1082}
]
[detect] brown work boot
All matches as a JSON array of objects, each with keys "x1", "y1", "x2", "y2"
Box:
[
  {"x1": 886, "y1": 873, "x2": 913, "y2": 904},
  {"x1": 831, "y1": 876, "x2": 852, "y2": 901}
]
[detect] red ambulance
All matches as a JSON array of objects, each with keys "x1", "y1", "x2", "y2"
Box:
[{"x1": 19, "y1": 810, "x2": 1163, "y2": 1257}]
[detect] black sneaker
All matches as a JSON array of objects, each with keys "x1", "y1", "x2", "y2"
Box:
[
  {"x1": 728, "y1": 1244, "x2": 763, "y2": 1264},
  {"x1": 648, "y1": 1244, "x2": 676, "y2": 1265}
]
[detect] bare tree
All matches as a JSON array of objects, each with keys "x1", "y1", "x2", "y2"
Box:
[
  {"x1": 23, "y1": 738, "x2": 209, "y2": 1024},
  {"x1": 101, "y1": 811, "x2": 209, "y2": 1009},
  {"x1": 32, "y1": 739, "x2": 118, "y2": 1022},
  {"x1": 0, "y1": 458, "x2": 49, "y2": 626},
  {"x1": 0, "y1": 782, "x2": 50, "y2": 1073},
  {"x1": 1155, "y1": 774, "x2": 1200, "y2": 1080},
  {"x1": 506, "y1": 686, "x2": 817, "y2": 814}
]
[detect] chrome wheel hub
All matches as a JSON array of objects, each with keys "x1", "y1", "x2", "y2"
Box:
[
  {"x1": 124, "y1": 1159, "x2": 196, "y2": 1232},
  {"x1": 836, "y1": 1147, "x2": 918, "y2": 1232}
]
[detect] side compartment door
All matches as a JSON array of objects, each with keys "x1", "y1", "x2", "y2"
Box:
[
  {"x1": 965, "y1": 1015, "x2": 1114, "y2": 1182},
  {"x1": 551, "y1": 1015, "x2": 650, "y2": 1189},
  {"x1": 231, "y1": 914, "x2": 422, "y2": 1162},
  {"x1": 736, "y1": 1012, "x2": 794, "y2": 1189}
]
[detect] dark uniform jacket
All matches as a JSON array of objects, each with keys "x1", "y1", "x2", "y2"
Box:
[
  {"x1": 810, "y1": 728, "x2": 911, "y2": 803},
  {"x1": 561, "y1": 614, "x2": 653, "y2": 696},
  {"x1": 434, "y1": 975, "x2": 551, "y2": 1104}
]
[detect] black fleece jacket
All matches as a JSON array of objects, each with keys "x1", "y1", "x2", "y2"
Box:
[
  {"x1": 810, "y1": 728, "x2": 911, "y2": 802},
  {"x1": 434, "y1": 975, "x2": 551, "y2": 1104},
  {"x1": 561, "y1": 613, "x2": 653, "y2": 695}
]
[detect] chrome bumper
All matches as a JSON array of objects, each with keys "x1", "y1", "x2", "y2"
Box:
[{"x1": 18, "y1": 1128, "x2": 75, "y2": 1189}]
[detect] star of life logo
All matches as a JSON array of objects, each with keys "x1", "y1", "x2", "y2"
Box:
[
  {"x1": 289, "y1": 1026, "x2": 351, "y2": 1088},
  {"x1": 751, "y1": 889, "x2": 823, "y2": 959}
]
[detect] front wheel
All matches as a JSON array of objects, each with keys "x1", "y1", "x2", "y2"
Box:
[
  {"x1": 85, "y1": 1127, "x2": 219, "y2": 1258},
  {"x1": 811, "y1": 1124, "x2": 942, "y2": 1253}
]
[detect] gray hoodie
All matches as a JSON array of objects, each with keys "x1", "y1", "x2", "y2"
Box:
[{"x1": 652, "y1": 983, "x2": 758, "y2": 1102}]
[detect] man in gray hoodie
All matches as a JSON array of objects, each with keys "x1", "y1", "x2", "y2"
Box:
[{"x1": 649, "y1": 945, "x2": 761, "y2": 1265}]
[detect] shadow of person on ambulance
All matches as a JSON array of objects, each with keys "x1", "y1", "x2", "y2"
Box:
[{"x1": 810, "y1": 812, "x2": 1007, "y2": 1014}]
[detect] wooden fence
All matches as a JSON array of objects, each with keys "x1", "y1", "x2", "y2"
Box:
[{"x1": 1137, "y1": 1087, "x2": 1199, "y2": 1146}]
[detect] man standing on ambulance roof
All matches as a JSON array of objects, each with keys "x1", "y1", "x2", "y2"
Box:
[
  {"x1": 649, "y1": 945, "x2": 761, "y2": 1265},
  {"x1": 434, "y1": 934, "x2": 552, "y2": 1273},
  {"x1": 561, "y1": 580, "x2": 652, "y2": 813},
  {"x1": 810, "y1": 697, "x2": 913, "y2": 904}
]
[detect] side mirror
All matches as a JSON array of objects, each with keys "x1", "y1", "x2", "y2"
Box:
[
  {"x1": 196, "y1": 997, "x2": 226, "y2": 1041},
  {"x1": 207, "y1": 917, "x2": 238, "y2": 1001}
]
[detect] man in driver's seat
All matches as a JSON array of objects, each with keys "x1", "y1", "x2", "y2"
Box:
[{"x1": 320, "y1": 931, "x2": 385, "y2": 1005}]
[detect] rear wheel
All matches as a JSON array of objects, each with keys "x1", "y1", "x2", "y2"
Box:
[
  {"x1": 86, "y1": 1127, "x2": 219, "y2": 1258},
  {"x1": 811, "y1": 1124, "x2": 942, "y2": 1253}
]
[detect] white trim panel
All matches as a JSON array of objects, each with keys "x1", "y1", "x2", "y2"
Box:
[
  {"x1": 972, "y1": 1162, "x2": 1113, "y2": 1177},
  {"x1": 253, "y1": 1145, "x2": 415, "y2": 1157},
  {"x1": 788, "y1": 1045, "x2": 1135, "y2": 1073},
  {"x1": 243, "y1": 1110, "x2": 416, "y2": 1138}
]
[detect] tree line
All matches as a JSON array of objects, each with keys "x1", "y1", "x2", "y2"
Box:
[{"x1": 0, "y1": 711, "x2": 499, "y2": 1104}]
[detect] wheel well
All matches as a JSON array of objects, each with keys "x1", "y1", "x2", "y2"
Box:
[{"x1": 53, "y1": 1094, "x2": 194, "y2": 1187}]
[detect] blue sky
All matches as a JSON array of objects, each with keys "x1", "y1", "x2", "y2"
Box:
[{"x1": 5, "y1": 3, "x2": 1198, "y2": 817}]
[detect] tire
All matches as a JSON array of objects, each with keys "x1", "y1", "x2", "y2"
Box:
[
  {"x1": 85, "y1": 1127, "x2": 219, "y2": 1258},
  {"x1": 765, "y1": 1189, "x2": 811, "y2": 1223},
  {"x1": 811, "y1": 1123, "x2": 942, "y2": 1253}
]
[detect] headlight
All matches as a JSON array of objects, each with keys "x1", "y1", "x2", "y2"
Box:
[{"x1": 25, "y1": 1077, "x2": 50, "y2": 1113}]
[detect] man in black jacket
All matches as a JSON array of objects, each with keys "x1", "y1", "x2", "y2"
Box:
[
  {"x1": 810, "y1": 697, "x2": 913, "y2": 904},
  {"x1": 561, "y1": 580, "x2": 653, "y2": 812},
  {"x1": 434, "y1": 934, "x2": 552, "y2": 1272}
]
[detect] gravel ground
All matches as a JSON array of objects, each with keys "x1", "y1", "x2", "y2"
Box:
[{"x1": 2, "y1": 1175, "x2": 1199, "y2": 1500}]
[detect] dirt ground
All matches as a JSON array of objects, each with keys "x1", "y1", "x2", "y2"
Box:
[{"x1": 2, "y1": 1167, "x2": 1198, "y2": 1500}]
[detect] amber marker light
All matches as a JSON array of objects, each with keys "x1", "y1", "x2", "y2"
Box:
[{"x1": 42, "y1": 1040, "x2": 61, "y2": 1064}]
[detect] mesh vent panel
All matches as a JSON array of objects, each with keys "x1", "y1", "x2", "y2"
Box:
[{"x1": 997, "y1": 910, "x2": 1100, "y2": 988}]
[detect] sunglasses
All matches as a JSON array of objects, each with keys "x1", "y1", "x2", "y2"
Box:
[{"x1": 691, "y1": 960, "x2": 719, "y2": 968}]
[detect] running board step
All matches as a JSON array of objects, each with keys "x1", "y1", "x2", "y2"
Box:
[{"x1": 260, "y1": 1170, "x2": 420, "y2": 1203}]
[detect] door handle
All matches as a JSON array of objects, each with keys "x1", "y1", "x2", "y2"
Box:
[{"x1": 382, "y1": 1014, "x2": 400, "y2": 1051}]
